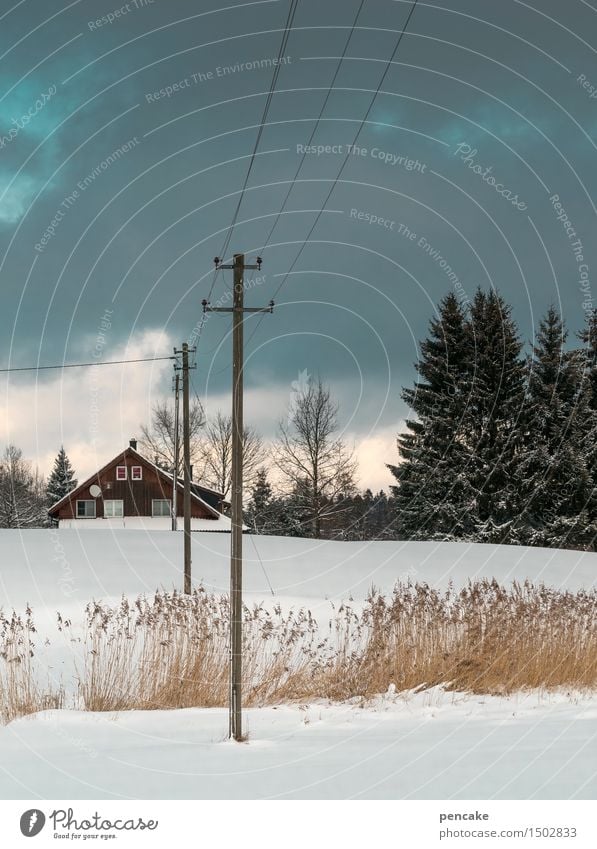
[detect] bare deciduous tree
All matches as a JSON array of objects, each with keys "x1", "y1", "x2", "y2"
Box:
[
  {"x1": 274, "y1": 379, "x2": 357, "y2": 538},
  {"x1": 139, "y1": 398, "x2": 205, "y2": 476},
  {"x1": 198, "y1": 411, "x2": 266, "y2": 498},
  {"x1": 0, "y1": 445, "x2": 47, "y2": 528}
]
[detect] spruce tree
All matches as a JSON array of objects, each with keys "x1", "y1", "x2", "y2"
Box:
[
  {"x1": 358, "y1": 489, "x2": 374, "y2": 539},
  {"x1": 576, "y1": 309, "x2": 597, "y2": 548},
  {"x1": 338, "y1": 491, "x2": 364, "y2": 540},
  {"x1": 462, "y1": 289, "x2": 528, "y2": 542},
  {"x1": 246, "y1": 468, "x2": 273, "y2": 533},
  {"x1": 390, "y1": 292, "x2": 476, "y2": 540},
  {"x1": 391, "y1": 291, "x2": 597, "y2": 549},
  {"x1": 516, "y1": 307, "x2": 593, "y2": 548},
  {"x1": 578, "y1": 309, "x2": 597, "y2": 409},
  {"x1": 371, "y1": 490, "x2": 393, "y2": 538},
  {"x1": 271, "y1": 491, "x2": 310, "y2": 537},
  {"x1": 46, "y1": 446, "x2": 77, "y2": 506}
]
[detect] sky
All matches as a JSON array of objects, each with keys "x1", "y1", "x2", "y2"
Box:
[{"x1": 1, "y1": 0, "x2": 597, "y2": 490}]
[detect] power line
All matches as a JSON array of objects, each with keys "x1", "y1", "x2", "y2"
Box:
[
  {"x1": 189, "y1": 370, "x2": 207, "y2": 415},
  {"x1": 247, "y1": 0, "x2": 420, "y2": 348},
  {"x1": 189, "y1": 272, "x2": 235, "y2": 362},
  {"x1": 258, "y1": 0, "x2": 367, "y2": 257},
  {"x1": 189, "y1": 262, "x2": 224, "y2": 357},
  {"x1": 193, "y1": 0, "x2": 299, "y2": 354},
  {"x1": 248, "y1": 532, "x2": 276, "y2": 596},
  {"x1": 217, "y1": 0, "x2": 300, "y2": 265},
  {"x1": 0, "y1": 355, "x2": 176, "y2": 374}
]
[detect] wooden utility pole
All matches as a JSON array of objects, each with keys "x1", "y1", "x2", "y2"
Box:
[
  {"x1": 174, "y1": 343, "x2": 196, "y2": 594},
  {"x1": 230, "y1": 256, "x2": 245, "y2": 741},
  {"x1": 172, "y1": 370, "x2": 180, "y2": 532},
  {"x1": 182, "y1": 343, "x2": 191, "y2": 594},
  {"x1": 203, "y1": 254, "x2": 273, "y2": 741}
]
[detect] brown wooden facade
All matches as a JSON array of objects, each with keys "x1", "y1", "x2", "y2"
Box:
[{"x1": 49, "y1": 444, "x2": 223, "y2": 522}]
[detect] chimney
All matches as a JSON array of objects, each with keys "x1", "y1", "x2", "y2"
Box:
[
  {"x1": 129, "y1": 438, "x2": 137, "y2": 450},
  {"x1": 189, "y1": 464, "x2": 194, "y2": 481}
]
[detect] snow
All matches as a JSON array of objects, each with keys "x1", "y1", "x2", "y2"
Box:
[
  {"x1": 1, "y1": 688, "x2": 595, "y2": 800},
  {"x1": 1, "y1": 530, "x2": 595, "y2": 617},
  {"x1": 56, "y1": 515, "x2": 232, "y2": 532},
  {"x1": 0, "y1": 529, "x2": 595, "y2": 799}
]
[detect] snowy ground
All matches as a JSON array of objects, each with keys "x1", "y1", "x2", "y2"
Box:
[
  {"x1": 1, "y1": 689, "x2": 595, "y2": 800},
  {"x1": 0, "y1": 530, "x2": 595, "y2": 799},
  {"x1": 2, "y1": 529, "x2": 595, "y2": 614}
]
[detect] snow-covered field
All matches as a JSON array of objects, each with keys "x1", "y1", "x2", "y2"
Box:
[
  {"x1": 0, "y1": 529, "x2": 595, "y2": 800},
  {"x1": 3, "y1": 689, "x2": 596, "y2": 800},
  {"x1": 2, "y1": 529, "x2": 595, "y2": 613}
]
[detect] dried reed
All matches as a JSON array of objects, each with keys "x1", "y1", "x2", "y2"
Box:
[
  {"x1": 0, "y1": 608, "x2": 63, "y2": 723},
  {"x1": 1, "y1": 579, "x2": 596, "y2": 721}
]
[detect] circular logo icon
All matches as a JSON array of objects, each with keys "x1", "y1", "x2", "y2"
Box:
[{"x1": 19, "y1": 810, "x2": 46, "y2": 837}]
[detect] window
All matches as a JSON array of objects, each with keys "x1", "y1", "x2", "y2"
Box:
[
  {"x1": 104, "y1": 499, "x2": 124, "y2": 518},
  {"x1": 76, "y1": 500, "x2": 96, "y2": 518},
  {"x1": 152, "y1": 499, "x2": 171, "y2": 517},
  {"x1": 116, "y1": 466, "x2": 127, "y2": 480},
  {"x1": 131, "y1": 466, "x2": 142, "y2": 481}
]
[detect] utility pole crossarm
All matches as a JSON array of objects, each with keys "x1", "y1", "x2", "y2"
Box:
[
  {"x1": 202, "y1": 256, "x2": 274, "y2": 316},
  {"x1": 203, "y1": 305, "x2": 274, "y2": 314}
]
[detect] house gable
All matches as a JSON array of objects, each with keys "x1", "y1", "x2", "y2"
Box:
[{"x1": 48, "y1": 447, "x2": 221, "y2": 521}]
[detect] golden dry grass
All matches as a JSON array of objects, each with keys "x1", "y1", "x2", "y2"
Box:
[
  {"x1": 71, "y1": 579, "x2": 597, "y2": 711},
  {"x1": 1, "y1": 579, "x2": 596, "y2": 721},
  {"x1": 320, "y1": 580, "x2": 597, "y2": 699},
  {"x1": 0, "y1": 608, "x2": 63, "y2": 723},
  {"x1": 74, "y1": 590, "x2": 323, "y2": 711}
]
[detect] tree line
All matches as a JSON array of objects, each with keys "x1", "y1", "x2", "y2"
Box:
[
  {"x1": 3, "y1": 288, "x2": 596, "y2": 549},
  {"x1": 0, "y1": 381, "x2": 381, "y2": 539},
  {"x1": 391, "y1": 289, "x2": 597, "y2": 550},
  {"x1": 139, "y1": 379, "x2": 385, "y2": 540},
  {"x1": 0, "y1": 445, "x2": 76, "y2": 528}
]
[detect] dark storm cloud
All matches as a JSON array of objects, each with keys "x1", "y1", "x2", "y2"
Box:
[{"x1": 1, "y1": 0, "x2": 597, "y2": 453}]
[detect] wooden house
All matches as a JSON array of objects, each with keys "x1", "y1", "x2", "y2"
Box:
[{"x1": 48, "y1": 439, "x2": 230, "y2": 531}]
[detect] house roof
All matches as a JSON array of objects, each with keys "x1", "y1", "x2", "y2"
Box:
[{"x1": 47, "y1": 446, "x2": 222, "y2": 518}]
